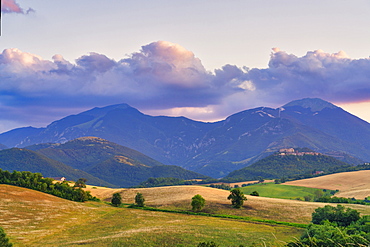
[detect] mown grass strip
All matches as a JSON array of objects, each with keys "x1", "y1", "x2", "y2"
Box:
[{"x1": 127, "y1": 205, "x2": 308, "y2": 228}]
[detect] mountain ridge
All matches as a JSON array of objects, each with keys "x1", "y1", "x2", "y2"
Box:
[
  {"x1": 26, "y1": 136, "x2": 208, "y2": 187},
  {"x1": 0, "y1": 98, "x2": 369, "y2": 177}
]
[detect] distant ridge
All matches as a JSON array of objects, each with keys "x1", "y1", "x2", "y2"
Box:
[
  {"x1": 27, "y1": 137, "x2": 208, "y2": 187},
  {"x1": 0, "y1": 98, "x2": 369, "y2": 178},
  {"x1": 0, "y1": 148, "x2": 114, "y2": 187}
]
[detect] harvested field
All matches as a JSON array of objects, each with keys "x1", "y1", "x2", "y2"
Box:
[
  {"x1": 92, "y1": 185, "x2": 370, "y2": 224},
  {"x1": 0, "y1": 184, "x2": 303, "y2": 246},
  {"x1": 284, "y1": 170, "x2": 370, "y2": 199},
  {"x1": 0, "y1": 184, "x2": 97, "y2": 245}
]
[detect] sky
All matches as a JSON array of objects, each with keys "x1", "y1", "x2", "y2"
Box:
[{"x1": 0, "y1": 0, "x2": 370, "y2": 133}]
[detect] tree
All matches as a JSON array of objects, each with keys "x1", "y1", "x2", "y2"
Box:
[
  {"x1": 191, "y1": 194, "x2": 205, "y2": 212},
  {"x1": 0, "y1": 227, "x2": 12, "y2": 247},
  {"x1": 74, "y1": 178, "x2": 87, "y2": 188},
  {"x1": 287, "y1": 222, "x2": 370, "y2": 247},
  {"x1": 287, "y1": 206, "x2": 369, "y2": 247},
  {"x1": 227, "y1": 188, "x2": 247, "y2": 208},
  {"x1": 250, "y1": 191, "x2": 259, "y2": 196},
  {"x1": 313, "y1": 189, "x2": 324, "y2": 200},
  {"x1": 111, "y1": 192, "x2": 122, "y2": 207},
  {"x1": 303, "y1": 195, "x2": 313, "y2": 201},
  {"x1": 135, "y1": 192, "x2": 145, "y2": 207},
  {"x1": 312, "y1": 204, "x2": 360, "y2": 227}
]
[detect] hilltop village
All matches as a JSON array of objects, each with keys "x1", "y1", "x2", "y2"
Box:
[{"x1": 278, "y1": 148, "x2": 320, "y2": 156}]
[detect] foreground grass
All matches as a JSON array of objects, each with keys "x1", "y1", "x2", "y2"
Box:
[
  {"x1": 0, "y1": 184, "x2": 302, "y2": 246},
  {"x1": 239, "y1": 183, "x2": 331, "y2": 200}
]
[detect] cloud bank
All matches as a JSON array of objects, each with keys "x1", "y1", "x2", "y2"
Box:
[
  {"x1": 2, "y1": 0, "x2": 34, "y2": 14},
  {"x1": 0, "y1": 41, "x2": 370, "y2": 131}
]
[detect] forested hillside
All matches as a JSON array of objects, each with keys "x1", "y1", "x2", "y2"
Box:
[{"x1": 225, "y1": 152, "x2": 349, "y2": 181}]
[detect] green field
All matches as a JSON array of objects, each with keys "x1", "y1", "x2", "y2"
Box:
[{"x1": 239, "y1": 183, "x2": 332, "y2": 200}]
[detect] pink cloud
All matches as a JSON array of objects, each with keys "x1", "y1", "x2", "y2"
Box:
[
  {"x1": 0, "y1": 42, "x2": 370, "y2": 131},
  {"x1": 2, "y1": 0, "x2": 34, "y2": 14}
]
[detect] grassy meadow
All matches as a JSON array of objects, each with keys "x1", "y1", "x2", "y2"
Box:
[{"x1": 238, "y1": 183, "x2": 331, "y2": 200}]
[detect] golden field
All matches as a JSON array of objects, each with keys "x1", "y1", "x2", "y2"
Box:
[{"x1": 285, "y1": 170, "x2": 370, "y2": 199}]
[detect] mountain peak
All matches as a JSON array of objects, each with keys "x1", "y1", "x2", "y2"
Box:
[
  {"x1": 282, "y1": 98, "x2": 338, "y2": 112},
  {"x1": 82, "y1": 103, "x2": 135, "y2": 116}
]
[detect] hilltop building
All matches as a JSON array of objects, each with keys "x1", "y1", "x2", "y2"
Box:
[{"x1": 278, "y1": 148, "x2": 320, "y2": 156}]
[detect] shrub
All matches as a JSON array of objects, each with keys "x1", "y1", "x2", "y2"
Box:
[
  {"x1": 250, "y1": 191, "x2": 259, "y2": 196},
  {"x1": 312, "y1": 205, "x2": 360, "y2": 227},
  {"x1": 0, "y1": 227, "x2": 12, "y2": 247}
]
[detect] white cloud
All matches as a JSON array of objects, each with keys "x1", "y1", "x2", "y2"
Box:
[{"x1": 0, "y1": 43, "x2": 370, "y2": 132}]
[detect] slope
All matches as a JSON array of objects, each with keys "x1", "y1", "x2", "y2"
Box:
[
  {"x1": 1, "y1": 98, "x2": 369, "y2": 178},
  {"x1": 225, "y1": 151, "x2": 350, "y2": 181},
  {"x1": 0, "y1": 148, "x2": 113, "y2": 187},
  {"x1": 284, "y1": 170, "x2": 370, "y2": 199},
  {"x1": 0, "y1": 184, "x2": 302, "y2": 246},
  {"x1": 87, "y1": 185, "x2": 370, "y2": 225},
  {"x1": 27, "y1": 137, "x2": 208, "y2": 187}
]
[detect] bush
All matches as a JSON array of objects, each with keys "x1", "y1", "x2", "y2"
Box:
[
  {"x1": 74, "y1": 178, "x2": 87, "y2": 188},
  {"x1": 0, "y1": 227, "x2": 12, "y2": 247},
  {"x1": 250, "y1": 191, "x2": 259, "y2": 196},
  {"x1": 209, "y1": 184, "x2": 231, "y2": 190},
  {"x1": 287, "y1": 205, "x2": 370, "y2": 246},
  {"x1": 312, "y1": 205, "x2": 360, "y2": 227},
  {"x1": 303, "y1": 195, "x2": 312, "y2": 201},
  {"x1": 287, "y1": 222, "x2": 370, "y2": 247},
  {"x1": 197, "y1": 241, "x2": 219, "y2": 247}
]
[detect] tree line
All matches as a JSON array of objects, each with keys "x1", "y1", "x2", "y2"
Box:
[{"x1": 0, "y1": 169, "x2": 98, "y2": 202}]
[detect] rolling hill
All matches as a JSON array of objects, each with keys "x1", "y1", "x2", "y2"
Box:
[
  {"x1": 0, "y1": 184, "x2": 305, "y2": 246},
  {"x1": 87, "y1": 184, "x2": 370, "y2": 225},
  {"x1": 0, "y1": 98, "x2": 369, "y2": 177},
  {"x1": 284, "y1": 170, "x2": 370, "y2": 199},
  {"x1": 0, "y1": 148, "x2": 113, "y2": 187},
  {"x1": 2, "y1": 180, "x2": 370, "y2": 245},
  {"x1": 224, "y1": 149, "x2": 350, "y2": 181},
  {"x1": 26, "y1": 137, "x2": 208, "y2": 187}
]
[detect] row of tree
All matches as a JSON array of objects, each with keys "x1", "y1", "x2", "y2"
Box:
[{"x1": 0, "y1": 169, "x2": 97, "y2": 202}]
